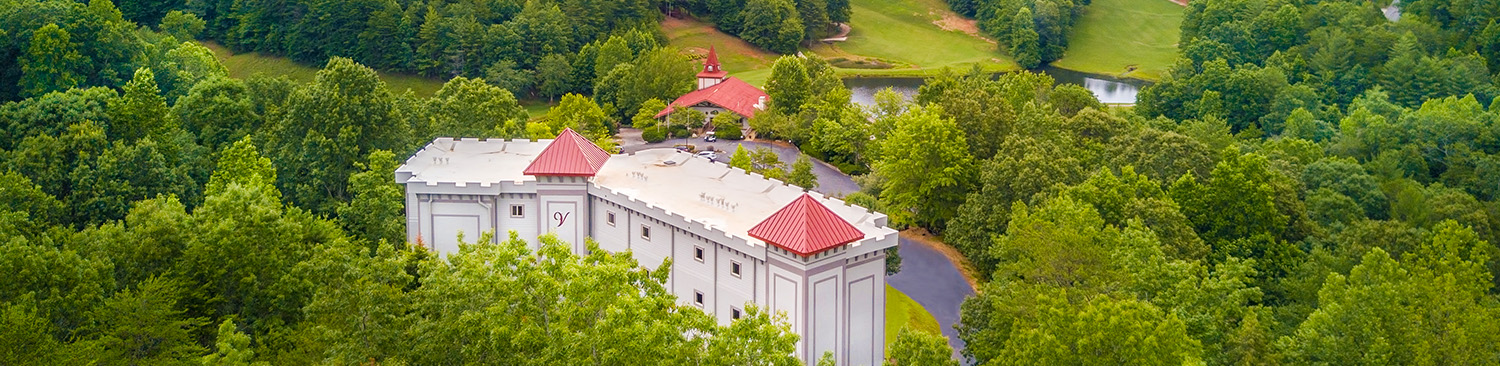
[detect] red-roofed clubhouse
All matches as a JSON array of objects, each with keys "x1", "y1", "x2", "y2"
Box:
[{"x1": 656, "y1": 46, "x2": 770, "y2": 127}]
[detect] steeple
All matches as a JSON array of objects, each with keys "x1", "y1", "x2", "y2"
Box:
[{"x1": 696, "y1": 46, "x2": 729, "y2": 90}]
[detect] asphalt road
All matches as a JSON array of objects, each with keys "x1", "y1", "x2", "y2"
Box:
[{"x1": 887, "y1": 236, "x2": 976, "y2": 362}]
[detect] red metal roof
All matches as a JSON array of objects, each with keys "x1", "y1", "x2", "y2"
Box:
[
  {"x1": 747, "y1": 194, "x2": 866, "y2": 256},
  {"x1": 522, "y1": 127, "x2": 611, "y2": 177},
  {"x1": 655, "y1": 77, "x2": 768, "y2": 119}
]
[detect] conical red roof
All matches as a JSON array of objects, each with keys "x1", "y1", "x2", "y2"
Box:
[
  {"x1": 523, "y1": 128, "x2": 611, "y2": 177},
  {"x1": 698, "y1": 46, "x2": 727, "y2": 79},
  {"x1": 705, "y1": 46, "x2": 721, "y2": 67},
  {"x1": 748, "y1": 194, "x2": 866, "y2": 256}
]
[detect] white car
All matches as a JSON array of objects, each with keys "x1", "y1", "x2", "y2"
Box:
[{"x1": 696, "y1": 151, "x2": 717, "y2": 161}]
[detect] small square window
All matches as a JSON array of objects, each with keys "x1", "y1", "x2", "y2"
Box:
[
  {"x1": 641, "y1": 225, "x2": 651, "y2": 240},
  {"x1": 694, "y1": 246, "x2": 705, "y2": 262},
  {"x1": 509, "y1": 204, "x2": 524, "y2": 218},
  {"x1": 694, "y1": 291, "x2": 704, "y2": 307},
  {"x1": 730, "y1": 261, "x2": 742, "y2": 277},
  {"x1": 606, "y1": 211, "x2": 616, "y2": 226},
  {"x1": 731, "y1": 308, "x2": 742, "y2": 320}
]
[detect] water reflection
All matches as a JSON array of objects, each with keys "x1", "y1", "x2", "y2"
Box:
[{"x1": 844, "y1": 67, "x2": 1149, "y2": 107}]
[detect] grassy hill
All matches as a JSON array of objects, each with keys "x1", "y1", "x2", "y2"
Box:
[
  {"x1": 202, "y1": 42, "x2": 447, "y2": 97},
  {"x1": 1049, "y1": 0, "x2": 1184, "y2": 81},
  {"x1": 662, "y1": 17, "x2": 779, "y2": 86},
  {"x1": 666, "y1": 0, "x2": 1019, "y2": 84},
  {"x1": 202, "y1": 42, "x2": 556, "y2": 117},
  {"x1": 811, "y1": 0, "x2": 1018, "y2": 77}
]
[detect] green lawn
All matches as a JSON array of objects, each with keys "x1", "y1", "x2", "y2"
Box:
[
  {"x1": 816, "y1": 0, "x2": 1018, "y2": 77},
  {"x1": 1049, "y1": 0, "x2": 1184, "y2": 81},
  {"x1": 885, "y1": 284, "x2": 943, "y2": 351},
  {"x1": 202, "y1": 41, "x2": 558, "y2": 119},
  {"x1": 665, "y1": 0, "x2": 1018, "y2": 84},
  {"x1": 202, "y1": 41, "x2": 447, "y2": 97}
]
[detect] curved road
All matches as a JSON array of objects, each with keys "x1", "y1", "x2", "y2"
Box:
[
  {"x1": 621, "y1": 129, "x2": 975, "y2": 361},
  {"x1": 887, "y1": 235, "x2": 975, "y2": 361}
]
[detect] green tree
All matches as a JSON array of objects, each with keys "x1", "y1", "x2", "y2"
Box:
[
  {"x1": 160, "y1": 10, "x2": 206, "y2": 40},
  {"x1": 200, "y1": 320, "x2": 266, "y2": 366},
  {"x1": 1009, "y1": 8, "x2": 1041, "y2": 69},
  {"x1": 885, "y1": 327, "x2": 957, "y2": 366},
  {"x1": 19, "y1": 24, "x2": 86, "y2": 98},
  {"x1": 765, "y1": 56, "x2": 811, "y2": 115},
  {"x1": 172, "y1": 77, "x2": 260, "y2": 150},
  {"x1": 740, "y1": 0, "x2": 804, "y2": 53},
  {"x1": 633, "y1": 98, "x2": 667, "y2": 129},
  {"x1": 1170, "y1": 149, "x2": 1291, "y2": 245},
  {"x1": 338, "y1": 150, "x2": 407, "y2": 250},
  {"x1": 290, "y1": 240, "x2": 413, "y2": 364},
  {"x1": 205, "y1": 138, "x2": 277, "y2": 200},
  {"x1": 594, "y1": 36, "x2": 633, "y2": 79},
  {"x1": 429, "y1": 76, "x2": 527, "y2": 138},
  {"x1": 69, "y1": 139, "x2": 200, "y2": 225},
  {"x1": 89, "y1": 278, "x2": 207, "y2": 366},
  {"x1": 999, "y1": 295, "x2": 1199, "y2": 365},
  {"x1": 711, "y1": 111, "x2": 745, "y2": 139},
  {"x1": 546, "y1": 93, "x2": 611, "y2": 138},
  {"x1": 795, "y1": 0, "x2": 831, "y2": 40},
  {"x1": 872, "y1": 105, "x2": 975, "y2": 227},
  {"x1": 789, "y1": 154, "x2": 818, "y2": 190},
  {"x1": 109, "y1": 68, "x2": 175, "y2": 142},
  {"x1": 1303, "y1": 157, "x2": 1388, "y2": 220},
  {"x1": 536, "y1": 53, "x2": 574, "y2": 101},
  {"x1": 752, "y1": 147, "x2": 788, "y2": 179},
  {"x1": 730, "y1": 144, "x2": 753, "y2": 171},
  {"x1": 0, "y1": 302, "x2": 64, "y2": 365},
  {"x1": 1287, "y1": 229, "x2": 1500, "y2": 365},
  {"x1": 267, "y1": 57, "x2": 412, "y2": 213},
  {"x1": 702, "y1": 304, "x2": 802, "y2": 366},
  {"x1": 484, "y1": 59, "x2": 534, "y2": 97}
]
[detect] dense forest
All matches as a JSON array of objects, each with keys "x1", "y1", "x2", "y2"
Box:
[
  {"x1": 743, "y1": 0, "x2": 1500, "y2": 362},
  {"x1": 2, "y1": 0, "x2": 1500, "y2": 364}
]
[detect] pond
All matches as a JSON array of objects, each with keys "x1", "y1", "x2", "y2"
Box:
[{"x1": 844, "y1": 66, "x2": 1151, "y2": 107}]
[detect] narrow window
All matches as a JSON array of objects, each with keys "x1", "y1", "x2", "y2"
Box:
[
  {"x1": 641, "y1": 225, "x2": 651, "y2": 240},
  {"x1": 731, "y1": 307, "x2": 742, "y2": 320},
  {"x1": 730, "y1": 261, "x2": 742, "y2": 277},
  {"x1": 606, "y1": 211, "x2": 616, "y2": 226},
  {"x1": 694, "y1": 246, "x2": 705, "y2": 262},
  {"x1": 694, "y1": 291, "x2": 704, "y2": 307}
]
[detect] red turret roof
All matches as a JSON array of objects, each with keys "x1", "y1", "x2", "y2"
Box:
[
  {"x1": 697, "y1": 46, "x2": 728, "y2": 79},
  {"x1": 748, "y1": 194, "x2": 866, "y2": 256},
  {"x1": 522, "y1": 128, "x2": 611, "y2": 177},
  {"x1": 655, "y1": 77, "x2": 768, "y2": 119}
]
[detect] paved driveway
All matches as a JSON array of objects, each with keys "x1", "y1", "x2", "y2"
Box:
[
  {"x1": 618, "y1": 128, "x2": 860, "y2": 196},
  {"x1": 888, "y1": 235, "x2": 976, "y2": 362}
]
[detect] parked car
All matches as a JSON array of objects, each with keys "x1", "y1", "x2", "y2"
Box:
[
  {"x1": 704, "y1": 132, "x2": 718, "y2": 142},
  {"x1": 696, "y1": 151, "x2": 717, "y2": 161}
]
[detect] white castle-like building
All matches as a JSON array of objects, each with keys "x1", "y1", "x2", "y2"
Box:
[{"x1": 395, "y1": 128, "x2": 898, "y2": 365}]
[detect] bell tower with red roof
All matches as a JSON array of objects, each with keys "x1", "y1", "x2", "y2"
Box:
[{"x1": 697, "y1": 46, "x2": 729, "y2": 90}]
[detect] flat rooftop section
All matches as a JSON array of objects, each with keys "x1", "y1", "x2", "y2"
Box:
[
  {"x1": 397, "y1": 138, "x2": 550, "y2": 185},
  {"x1": 592, "y1": 149, "x2": 895, "y2": 248}
]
